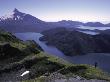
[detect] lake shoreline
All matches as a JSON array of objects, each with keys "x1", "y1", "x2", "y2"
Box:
[{"x1": 15, "y1": 32, "x2": 110, "y2": 73}]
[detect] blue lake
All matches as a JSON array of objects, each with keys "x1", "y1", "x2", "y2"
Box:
[{"x1": 15, "y1": 32, "x2": 110, "y2": 73}]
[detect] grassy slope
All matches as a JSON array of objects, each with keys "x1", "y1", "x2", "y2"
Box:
[
  {"x1": 0, "y1": 29, "x2": 110, "y2": 82},
  {"x1": 23, "y1": 52, "x2": 110, "y2": 82},
  {"x1": 0, "y1": 29, "x2": 40, "y2": 72}
]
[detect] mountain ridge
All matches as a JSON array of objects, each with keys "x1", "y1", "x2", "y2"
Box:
[
  {"x1": 0, "y1": 8, "x2": 110, "y2": 33},
  {"x1": 0, "y1": 8, "x2": 51, "y2": 32}
]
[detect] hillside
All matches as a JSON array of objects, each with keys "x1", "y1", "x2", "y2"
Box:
[
  {"x1": 40, "y1": 27, "x2": 110, "y2": 56},
  {"x1": 0, "y1": 28, "x2": 110, "y2": 82}
]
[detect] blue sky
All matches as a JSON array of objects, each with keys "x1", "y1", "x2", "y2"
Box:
[{"x1": 0, "y1": 0, "x2": 110, "y2": 23}]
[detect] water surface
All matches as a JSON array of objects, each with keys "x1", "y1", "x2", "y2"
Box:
[
  {"x1": 77, "y1": 26, "x2": 110, "y2": 30},
  {"x1": 15, "y1": 32, "x2": 110, "y2": 73}
]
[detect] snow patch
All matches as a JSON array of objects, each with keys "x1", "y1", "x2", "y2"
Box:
[{"x1": 20, "y1": 71, "x2": 30, "y2": 77}]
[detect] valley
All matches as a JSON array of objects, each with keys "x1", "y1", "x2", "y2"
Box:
[
  {"x1": 0, "y1": 28, "x2": 110, "y2": 82},
  {"x1": 0, "y1": 7, "x2": 110, "y2": 82},
  {"x1": 15, "y1": 32, "x2": 110, "y2": 73}
]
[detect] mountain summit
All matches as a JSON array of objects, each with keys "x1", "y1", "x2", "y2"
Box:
[
  {"x1": 12, "y1": 8, "x2": 42, "y2": 23},
  {"x1": 13, "y1": 8, "x2": 19, "y2": 13},
  {"x1": 12, "y1": 8, "x2": 26, "y2": 20},
  {"x1": 0, "y1": 8, "x2": 51, "y2": 32}
]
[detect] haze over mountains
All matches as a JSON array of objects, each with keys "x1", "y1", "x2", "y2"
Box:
[{"x1": 0, "y1": 8, "x2": 110, "y2": 33}]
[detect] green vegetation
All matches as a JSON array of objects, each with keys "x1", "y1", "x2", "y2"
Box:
[
  {"x1": 22, "y1": 52, "x2": 110, "y2": 82},
  {"x1": 0, "y1": 28, "x2": 110, "y2": 82},
  {"x1": 0, "y1": 29, "x2": 41, "y2": 72}
]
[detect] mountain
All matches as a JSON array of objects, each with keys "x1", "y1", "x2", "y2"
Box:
[
  {"x1": 0, "y1": 8, "x2": 52, "y2": 32},
  {"x1": 0, "y1": 9, "x2": 110, "y2": 33},
  {"x1": 0, "y1": 10, "x2": 84, "y2": 33},
  {"x1": 100, "y1": 29, "x2": 110, "y2": 35},
  {"x1": 106, "y1": 23, "x2": 110, "y2": 27},
  {"x1": 40, "y1": 27, "x2": 110, "y2": 56},
  {"x1": 49, "y1": 20, "x2": 84, "y2": 28},
  {"x1": 84, "y1": 22, "x2": 110, "y2": 27},
  {"x1": 84, "y1": 22, "x2": 106, "y2": 27}
]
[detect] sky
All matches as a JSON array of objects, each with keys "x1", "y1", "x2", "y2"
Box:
[{"x1": 0, "y1": 0, "x2": 110, "y2": 23}]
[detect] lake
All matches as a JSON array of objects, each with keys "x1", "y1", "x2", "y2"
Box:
[
  {"x1": 77, "y1": 26, "x2": 110, "y2": 30},
  {"x1": 15, "y1": 32, "x2": 110, "y2": 73}
]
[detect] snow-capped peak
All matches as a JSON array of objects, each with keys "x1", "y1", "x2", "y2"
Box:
[{"x1": 0, "y1": 8, "x2": 26, "y2": 21}]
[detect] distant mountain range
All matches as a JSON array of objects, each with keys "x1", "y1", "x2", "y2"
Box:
[
  {"x1": 0, "y1": 8, "x2": 110, "y2": 32},
  {"x1": 84, "y1": 22, "x2": 110, "y2": 27}
]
